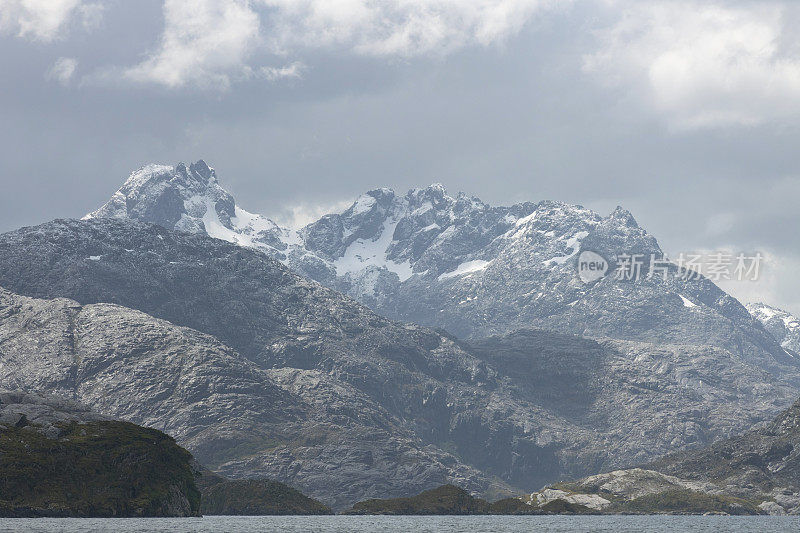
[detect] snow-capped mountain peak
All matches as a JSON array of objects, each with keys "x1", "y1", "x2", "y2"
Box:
[
  {"x1": 747, "y1": 302, "x2": 800, "y2": 355},
  {"x1": 85, "y1": 161, "x2": 791, "y2": 374},
  {"x1": 86, "y1": 160, "x2": 298, "y2": 256}
]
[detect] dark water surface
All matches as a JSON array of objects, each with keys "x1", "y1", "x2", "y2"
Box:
[{"x1": 1, "y1": 515, "x2": 800, "y2": 533}]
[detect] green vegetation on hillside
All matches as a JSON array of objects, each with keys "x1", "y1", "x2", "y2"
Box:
[
  {"x1": 608, "y1": 489, "x2": 762, "y2": 515},
  {"x1": 0, "y1": 421, "x2": 200, "y2": 517},
  {"x1": 344, "y1": 484, "x2": 588, "y2": 515},
  {"x1": 199, "y1": 477, "x2": 332, "y2": 515},
  {"x1": 346, "y1": 485, "x2": 491, "y2": 515}
]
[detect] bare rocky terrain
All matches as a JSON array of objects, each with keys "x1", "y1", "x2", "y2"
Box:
[
  {"x1": 1, "y1": 217, "x2": 798, "y2": 508},
  {"x1": 524, "y1": 396, "x2": 800, "y2": 515}
]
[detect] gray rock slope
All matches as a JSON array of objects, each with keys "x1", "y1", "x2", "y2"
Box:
[
  {"x1": 0, "y1": 390, "x2": 109, "y2": 438},
  {"x1": 86, "y1": 161, "x2": 790, "y2": 378},
  {"x1": 522, "y1": 397, "x2": 800, "y2": 515},
  {"x1": 1, "y1": 218, "x2": 798, "y2": 507},
  {"x1": 0, "y1": 287, "x2": 505, "y2": 510},
  {"x1": 469, "y1": 330, "x2": 797, "y2": 470}
]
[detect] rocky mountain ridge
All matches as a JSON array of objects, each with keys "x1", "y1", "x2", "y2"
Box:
[
  {"x1": 84, "y1": 162, "x2": 792, "y2": 380},
  {"x1": 1, "y1": 218, "x2": 798, "y2": 508},
  {"x1": 0, "y1": 281, "x2": 507, "y2": 510}
]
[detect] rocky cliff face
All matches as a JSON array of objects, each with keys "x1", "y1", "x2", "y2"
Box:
[
  {"x1": 0, "y1": 391, "x2": 200, "y2": 517},
  {"x1": 1, "y1": 218, "x2": 798, "y2": 508},
  {"x1": 85, "y1": 162, "x2": 791, "y2": 378}
]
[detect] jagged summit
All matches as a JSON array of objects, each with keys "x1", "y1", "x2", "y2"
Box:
[
  {"x1": 747, "y1": 302, "x2": 800, "y2": 355},
  {"x1": 84, "y1": 161, "x2": 645, "y2": 285},
  {"x1": 85, "y1": 160, "x2": 294, "y2": 252}
]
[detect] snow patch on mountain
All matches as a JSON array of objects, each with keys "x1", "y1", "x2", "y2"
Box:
[
  {"x1": 544, "y1": 231, "x2": 590, "y2": 266},
  {"x1": 351, "y1": 194, "x2": 377, "y2": 215},
  {"x1": 439, "y1": 259, "x2": 491, "y2": 281},
  {"x1": 334, "y1": 216, "x2": 413, "y2": 282}
]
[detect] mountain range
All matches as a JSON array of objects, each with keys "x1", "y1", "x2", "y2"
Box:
[
  {"x1": 1, "y1": 160, "x2": 799, "y2": 509},
  {"x1": 86, "y1": 161, "x2": 793, "y2": 370}
]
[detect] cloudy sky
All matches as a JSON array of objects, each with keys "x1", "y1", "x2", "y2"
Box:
[{"x1": 1, "y1": 0, "x2": 799, "y2": 314}]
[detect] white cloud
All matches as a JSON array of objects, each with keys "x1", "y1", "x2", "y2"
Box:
[
  {"x1": 584, "y1": 1, "x2": 800, "y2": 129},
  {"x1": 77, "y1": 2, "x2": 103, "y2": 30},
  {"x1": 120, "y1": 0, "x2": 567, "y2": 89},
  {"x1": 259, "y1": 0, "x2": 566, "y2": 57},
  {"x1": 259, "y1": 61, "x2": 304, "y2": 81},
  {"x1": 123, "y1": 0, "x2": 261, "y2": 90},
  {"x1": 0, "y1": 0, "x2": 102, "y2": 42},
  {"x1": 714, "y1": 248, "x2": 800, "y2": 316},
  {"x1": 273, "y1": 198, "x2": 353, "y2": 229},
  {"x1": 46, "y1": 56, "x2": 78, "y2": 85}
]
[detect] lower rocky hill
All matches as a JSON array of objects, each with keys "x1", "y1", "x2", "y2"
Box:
[
  {"x1": 344, "y1": 485, "x2": 521, "y2": 515},
  {"x1": 0, "y1": 287, "x2": 508, "y2": 510},
  {"x1": 522, "y1": 397, "x2": 800, "y2": 515},
  {"x1": 344, "y1": 484, "x2": 592, "y2": 515},
  {"x1": 648, "y1": 396, "x2": 800, "y2": 514},
  {"x1": 345, "y1": 484, "x2": 493, "y2": 515},
  {"x1": 0, "y1": 391, "x2": 200, "y2": 517},
  {"x1": 524, "y1": 468, "x2": 762, "y2": 515},
  {"x1": 196, "y1": 469, "x2": 331, "y2": 515}
]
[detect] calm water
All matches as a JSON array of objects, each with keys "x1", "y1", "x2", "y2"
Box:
[{"x1": 1, "y1": 516, "x2": 799, "y2": 533}]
